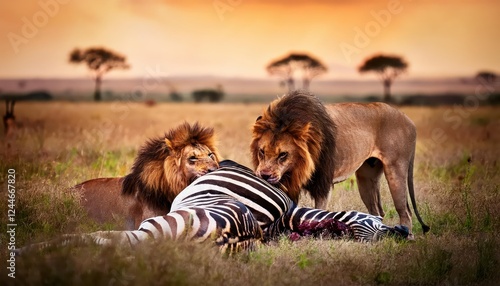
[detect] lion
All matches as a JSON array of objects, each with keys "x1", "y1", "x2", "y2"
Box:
[
  {"x1": 73, "y1": 122, "x2": 220, "y2": 230},
  {"x1": 251, "y1": 90, "x2": 429, "y2": 237}
]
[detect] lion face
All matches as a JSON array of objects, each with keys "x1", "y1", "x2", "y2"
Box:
[
  {"x1": 126, "y1": 122, "x2": 221, "y2": 208},
  {"x1": 251, "y1": 104, "x2": 319, "y2": 202},
  {"x1": 178, "y1": 144, "x2": 219, "y2": 183},
  {"x1": 252, "y1": 131, "x2": 306, "y2": 185}
]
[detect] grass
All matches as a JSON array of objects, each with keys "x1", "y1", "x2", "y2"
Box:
[{"x1": 1, "y1": 102, "x2": 499, "y2": 285}]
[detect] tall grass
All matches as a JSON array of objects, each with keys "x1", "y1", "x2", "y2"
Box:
[{"x1": 1, "y1": 102, "x2": 499, "y2": 285}]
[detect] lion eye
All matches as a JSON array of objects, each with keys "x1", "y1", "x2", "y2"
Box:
[
  {"x1": 278, "y1": 152, "x2": 288, "y2": 162},
  {"x1": 188, "y1": 156, "x2": 198, "y2": 164},
  {"x1": 258, "y1": 148, "x2": 265, "y2": 159}
]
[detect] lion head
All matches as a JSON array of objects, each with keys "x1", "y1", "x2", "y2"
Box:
[
  {"x1": 123, "y1": 122, "x2": 220, "y2": 211},
  {"x1": 250, "y1": 91, "x2": 335, "y2": 203}
]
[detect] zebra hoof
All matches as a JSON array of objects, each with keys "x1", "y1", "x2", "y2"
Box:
[{"x1": 393, "y1": 225, "x2": 410, "y2": 239}]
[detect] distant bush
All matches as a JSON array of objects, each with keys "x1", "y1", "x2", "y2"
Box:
[
  {"x1": 487, "y1": 93, "x2": 500, "y2": 105},
  {"x1": 192, "y1": 89, "x2": 224, "y2": 103},
  {"x1": 400, "y1": 94, "x2": 465, "y2": 106}
]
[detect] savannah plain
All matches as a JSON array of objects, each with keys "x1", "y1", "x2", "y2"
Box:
[{"x1": 0, "y1": 101, "x2": 499, "y2": 285}]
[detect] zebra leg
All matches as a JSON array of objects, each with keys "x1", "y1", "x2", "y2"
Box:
[
  {"x1": 285, "y1": 207, "x2": 409, "y2": 242},
  {"x1": 285, "y1": 207, "x2": 351, "y2": 239},
  {"x1": 15, "y1": 211, "x2": 195, "y2": 255},
  {"x1": 14, "y1": 231, "x2": 141, "y2": 255},
  {"x1": 207, "y1": 200, "x2": 264, "y2": 253},
  {"x1": 16, "y1": 203, "x2": 264, "y2": 255},
  {"x1": 264, "y1": 212, "x2": 290, "y2": 240},
  {"x1": 14, "y1": 234, "x2": 90, "y2": 255}
]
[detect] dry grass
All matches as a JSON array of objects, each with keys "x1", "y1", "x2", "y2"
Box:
[{"x1": 0, "y1": 102, "x2": 499, "y2": 285}]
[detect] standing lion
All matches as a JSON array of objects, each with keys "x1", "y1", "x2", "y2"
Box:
[
  {"x1": 251, "y1": 90, "x2": 429, "y2": 237},
  {"x1": 73, "y1": 122, "x2": 220, "y2": 230}
]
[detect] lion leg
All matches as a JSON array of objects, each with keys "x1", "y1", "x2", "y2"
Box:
[
  {"x1": 306, "y1": 173, "x2": 334, "y2": 210},
  {"x1": 382, "y1": 161, "x2": 413, "y2": 236},
  {"x1": 314, "y1": 192, "x2": 331, "y2": 210},
  {"x1": 355, "y1": 159, "x2": 384, "y2": 217}
]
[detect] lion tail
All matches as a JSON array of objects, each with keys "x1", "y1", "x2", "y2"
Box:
[{"x1": 408, "y1": 150, "x2": 430, "y2": 234}]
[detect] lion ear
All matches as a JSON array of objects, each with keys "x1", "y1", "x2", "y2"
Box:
[{"x1": 255, "y1": 115, "x2": 262, "y2": 122}]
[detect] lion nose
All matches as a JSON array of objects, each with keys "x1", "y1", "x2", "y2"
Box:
[
  {"x1": 206, "y1": 162, "x2": 219, "y2": 173},
  {"x1": 260, "y1": 173, "x2": 272, "y2": 181}
]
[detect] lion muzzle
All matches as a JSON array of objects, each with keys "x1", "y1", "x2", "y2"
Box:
[{"x1": 257, "y1": 170, "x2": 281, "y2": 185}]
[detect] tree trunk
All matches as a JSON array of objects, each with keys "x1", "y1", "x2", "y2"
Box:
[
  {"x1": 287, "y1": 77, "x2": 295, "y2": 91},
  {"x1": 302, "y1": 77, "x2": 310, "y2": 90},
  {"x1": 94, "y1": 75, "x2": 102, "y2": 102},
  {"x1": 383, "y1": 79, "x2": 392, "y2": 103}
]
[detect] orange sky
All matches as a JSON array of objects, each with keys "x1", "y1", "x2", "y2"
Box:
[{"x1": 1, "y1": 0, "x2": 499, "y2": 80}]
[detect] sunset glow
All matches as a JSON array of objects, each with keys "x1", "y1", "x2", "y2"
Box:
[{"x1": 1, "y1": 0, "x2": 499, "y2": 80}]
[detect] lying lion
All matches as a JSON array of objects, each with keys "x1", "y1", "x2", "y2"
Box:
[
  {"x1": 251, "y1": 90, "x2": 429, "y2": 237},
  {"x1": 73, "y1": 122, "x2": 220, "y2": 230}
]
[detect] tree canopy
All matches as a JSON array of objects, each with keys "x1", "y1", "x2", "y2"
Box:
[
  {"x1": 359, "y1": 54, "x2": 407, "y2": 80},
  {"x1": 70, "y1": 47, "x2": 129, "y2": 101},
  {"x1": 358, "y1": 54, "x2": 408, "y2": 103},
  {"x1": 475, "y1": 71, "x2": 497, "y2": 83},
  {"x1": 266, "y1": 53, "x2": 327, "y2": 91}
]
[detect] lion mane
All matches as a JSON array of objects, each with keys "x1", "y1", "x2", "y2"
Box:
[
  {"x1": 251, "y1": 91, "x2": 336, "y2": 203},
  {"x1": 123, "y1": 122, "x2": 219, "y2": 211}
]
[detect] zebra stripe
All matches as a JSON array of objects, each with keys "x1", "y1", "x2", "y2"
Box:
[{"x1": 16, "y1": 160, "x2": 408, "y2": 255}]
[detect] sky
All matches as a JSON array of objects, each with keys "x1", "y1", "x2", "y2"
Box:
[{"x1": 1, "y1": 0, "x2": 499, "y2": 80}]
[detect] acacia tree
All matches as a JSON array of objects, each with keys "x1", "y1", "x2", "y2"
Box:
[
  {"x1": 267, "y1": 57, "x2": 294, "y2": 90},
  {"x1": 70, "y1": 47, "x2": 130, "y2": 101},
  {"x1": 266, "y1": 53, "x2": 327, "y2": 91},
  {"x1": 358, "y1": 54, "x2": 408, "y2": 103},
  {"x1": 475, "y1": 71, "x2": 497, "y2": 84}
]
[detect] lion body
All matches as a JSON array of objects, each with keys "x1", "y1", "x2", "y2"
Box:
[
  {"x1": 74, "y1": 123, "x2": 220, "y2": 230},
  {"x1": 251, "y1": 91, "x2": 429, "y2": 236},
  {"x1": 74, "y1": 177, "x2": 160, "y2": 229}
]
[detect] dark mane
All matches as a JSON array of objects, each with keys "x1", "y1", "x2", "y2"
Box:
[
  {"x1": 122, "y1": 136, "x2": 172, "y2": 211},
  {"x1": 123, "y1": 122, "x2": 219, "y2": 212},
  {"x1": 252, "y1": 90, "x2": 336, "y2": 202}
]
